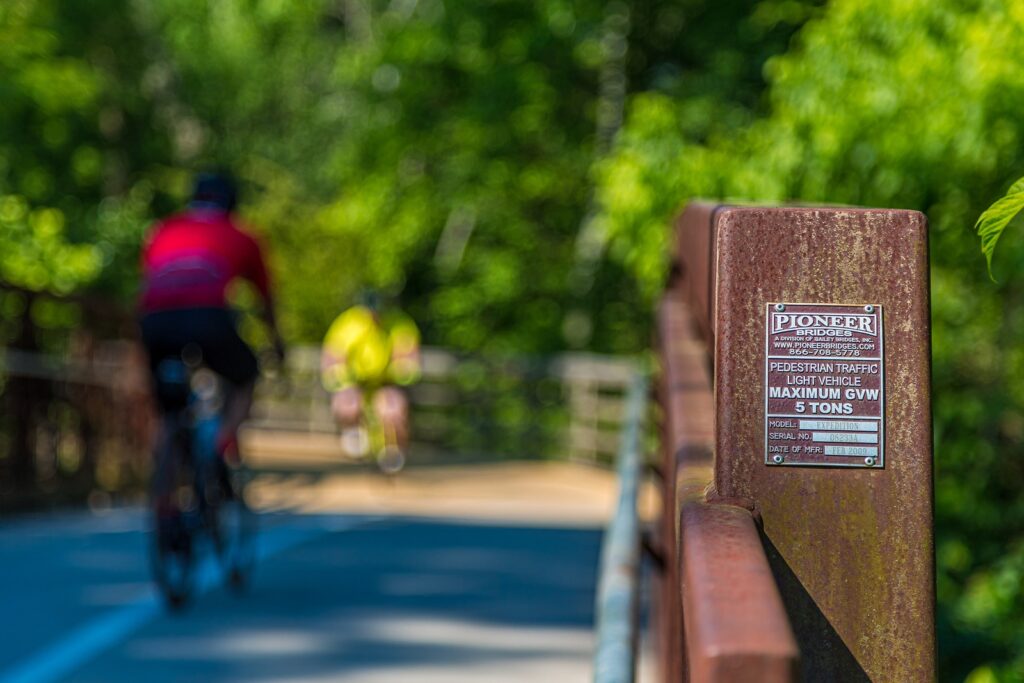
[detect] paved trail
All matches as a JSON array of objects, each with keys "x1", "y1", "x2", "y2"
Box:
[{"x1": 0, "y1": 463, "x2": 610, "y2": 683}]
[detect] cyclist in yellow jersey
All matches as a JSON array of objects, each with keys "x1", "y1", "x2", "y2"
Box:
[{"x1": 321, "y1": 293, "x2": 420, "y2": 465}]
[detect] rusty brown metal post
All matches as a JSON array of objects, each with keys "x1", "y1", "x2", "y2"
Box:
[{"x1": 711, "y1": 207, "x2": 935, "y2": 681}]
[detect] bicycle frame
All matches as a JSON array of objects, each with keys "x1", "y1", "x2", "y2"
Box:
[{"x1": 150, "y1": 357, "x2": 254, "y2": 608}]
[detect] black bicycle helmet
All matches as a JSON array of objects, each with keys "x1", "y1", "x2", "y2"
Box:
[
  {"x1": 190, "y1": 171, "x2": 238, "y2": 212},
  {"x1": 358, "y1": 288, "x2": 382, "y2": 312}
]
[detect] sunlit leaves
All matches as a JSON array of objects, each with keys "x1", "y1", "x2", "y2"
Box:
[
  {"x1": 0, "y1": 196, "x2": 101, "y2": 294},
  {"x1": 976, "y1": 177, "x2": 1024, "y2": 279}
]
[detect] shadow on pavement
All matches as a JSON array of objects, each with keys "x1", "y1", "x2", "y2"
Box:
[{"x1": 68, "y1": 516, "x2": 602, "y2": 683}]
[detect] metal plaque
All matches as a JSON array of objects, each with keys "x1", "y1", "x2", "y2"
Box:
[{"x1": 764, "y1": 302, "x2": 884, "y2": 468}]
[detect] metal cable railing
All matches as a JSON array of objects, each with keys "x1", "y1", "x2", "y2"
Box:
[
  {"x1": 248, "y1": 345, "x2": 639, "y2": 465},
  {"x1": 592, "y1": 369, "x2": 647, "y2": 683}
]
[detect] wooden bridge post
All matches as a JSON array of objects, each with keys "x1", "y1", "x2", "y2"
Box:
[{"x1": 709, "y1": 207, "x2": 935, "y2": 681}]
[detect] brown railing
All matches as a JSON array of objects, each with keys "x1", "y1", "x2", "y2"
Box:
[
  {"x1": 652, "y1": 203, "x2": 935, "y2": 682},
  {"x1": 656, "y1": 266, "x2": 798, "y2": 682},
  {"x1": 0, "y1": 285, "x2": 153, "y2": 509}
]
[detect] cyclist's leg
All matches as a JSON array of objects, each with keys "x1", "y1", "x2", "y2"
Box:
[
  {"x1": 218, "y1": 379, "x2": 255, "y2": 461},
  {"x1": 372, "y1": 385, "x2": 409, "y2": 451},
  {"x1": 332, "y1": 385, "x2": 370, "y2": 457},
  {"x1": 331, "y1": 386, "x2": 363, "y2": 426},
  {"x1": 150, "y1": 415, "x2": 180, "y2": 512},
  {"x1": 140, "y1": 313, "x2": 190, "y2": 515},
  {"x1": 192, "y1": 308, "x2": 260, "y2": 461}
]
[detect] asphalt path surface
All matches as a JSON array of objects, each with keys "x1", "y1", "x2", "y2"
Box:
[{"x1": 0, "y1": 508, "x2": 602, "y2": 682}]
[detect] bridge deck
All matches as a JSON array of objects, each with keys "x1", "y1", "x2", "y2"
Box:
[{"x1": 0, "y1": 462, "x2": 626, "y2": 683}]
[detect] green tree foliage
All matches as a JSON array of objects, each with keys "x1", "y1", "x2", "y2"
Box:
[
  {"x1": 0, "y1": 0, "x2": 811, "y2": 354},
  {"x1": 596, "y1": 0, "x2": 1024, "y2": 678},
  {"x1": 0, "y1": 1, "x2": 126, "y2": 296},
  {"x1": 118, "y1": 0, "x2": 637, "y2": 351}
]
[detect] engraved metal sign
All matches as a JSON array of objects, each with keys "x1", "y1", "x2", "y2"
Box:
[{"x1": 764, "y1": 303, "x2": 884, "y2": 468}]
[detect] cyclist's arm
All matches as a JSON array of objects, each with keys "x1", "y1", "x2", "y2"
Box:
[
  {"x1": 388, "y1": 315, "x2": 421, "y2": 385},
  {"x1": 263, "y1": 302, "x2": 286, "y2": 361},
  {"x1": 241, "y1": 229, "x2": 285, "y2": 359},
  {"x1": 320, "y1": 317, "x2": 352, "y2": 391},
  {"x1": 320, "y1": 348, "x2": 348, "y2": 390}
]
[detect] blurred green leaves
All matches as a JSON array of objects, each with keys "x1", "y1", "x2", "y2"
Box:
[
  {"x1": 0, "y1": 197, "x2": 100, "y2": 293},
  {"x1": 0, "y1": 0, "x2": 809, "y2": 358},
  {"x1": 125, "y1": 0, "x2": 638, "y2": 351}
]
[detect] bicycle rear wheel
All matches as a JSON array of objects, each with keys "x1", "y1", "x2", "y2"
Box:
[
  {"x1": 377, "y1": 446, "x2": 406, "y2": 475},
  {"x1": 151, "y1": 512, "x2": 194, "y2": 608},
  {"x1": 218, "y1": 463, "x2": 257, "y2": 592},
  {"x1": 150, "y1": 424, "x2": 199, "y2": 610}
]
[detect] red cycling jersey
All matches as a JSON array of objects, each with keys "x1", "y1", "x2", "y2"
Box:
[{"x1": 140, "y1": 209, "x2": 271, "y2": 313}]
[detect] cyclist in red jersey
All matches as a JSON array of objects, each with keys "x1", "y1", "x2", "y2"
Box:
[{"x1": 139, "y1": 173, "x2": 284, "y2": 476}]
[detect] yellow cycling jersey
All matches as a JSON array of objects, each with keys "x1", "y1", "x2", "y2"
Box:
[{"x1": 321, "y1": 305, "x2": 421, "y2": 391}]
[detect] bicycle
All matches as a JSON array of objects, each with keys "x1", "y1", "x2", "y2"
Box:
[
  {"x1": 335, "y1": 386, "x2": 408, "y2": 475},
  {"x1": 149, "y1": 352, "x2": 256, "y2": 609}
]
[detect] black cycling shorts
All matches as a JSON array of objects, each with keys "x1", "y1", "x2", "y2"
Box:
[{"x1": 140, "y1": 308, "x2": 259, "y2": 397}]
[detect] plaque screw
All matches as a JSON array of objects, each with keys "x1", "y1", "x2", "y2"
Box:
[
  {"x1": 772, "y1": 454, "x2": 784, "y2": 464},
  {"x1": 864, "y1": 305, "x2": 875, "y2": 313},
  {"x1": 774, "y1": 303, "x2": 785, "y2": 312},
  {"x1": 864, "y1": 457, "x2": 876, "y2": 466}
]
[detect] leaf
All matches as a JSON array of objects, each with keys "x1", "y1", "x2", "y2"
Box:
[{"x1": 976, "y1": 176, "x2": 1024, "y2": 280}]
